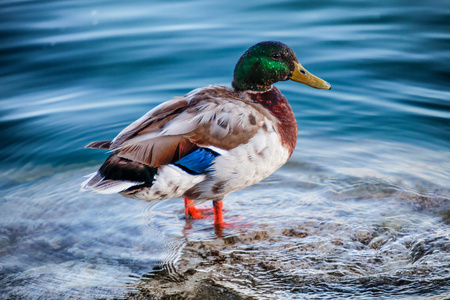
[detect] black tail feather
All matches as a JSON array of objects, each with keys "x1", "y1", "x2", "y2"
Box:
[{"x1": 99, "y1": 154, "x2": 158, "y2": 183}]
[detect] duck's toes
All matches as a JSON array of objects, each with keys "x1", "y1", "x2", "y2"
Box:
[
  {"x1": 185, "y1": 206, "x2": 215, "y2": 220},
  {"x1": 184, "y1": 198, "x2": 215, "y2": 220}
]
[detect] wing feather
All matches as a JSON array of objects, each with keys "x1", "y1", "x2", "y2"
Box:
[
  {"x1": 90, "y1": 85, "x2": 276, "y2": 167},
  {"x1": 85, "y1": 140, "x2": 111, "y2": 149},
  {"x1": 111, "y1": 96, "x2": 188, "y2": 148},
  {"x1": 117, "y1": 136, "x2": 196, "y2": 167}
]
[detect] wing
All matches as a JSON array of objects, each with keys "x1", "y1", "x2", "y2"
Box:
[{"x1": 86, "y1": 85, "x2": 275, "y2": 167}]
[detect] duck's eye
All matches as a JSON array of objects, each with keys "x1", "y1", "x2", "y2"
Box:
[{"x1": 271, "y1": 53, "x2": 281, "y2": 60}]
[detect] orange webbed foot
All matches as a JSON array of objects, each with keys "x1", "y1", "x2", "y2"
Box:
[
  {"x1": 184, "y1": 198, "x2": 249, "y2": 236},
  {"x1": 184, "y1": 198, "x2": 215, "y2": 220}
]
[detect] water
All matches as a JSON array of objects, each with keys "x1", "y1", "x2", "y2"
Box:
[{"x1": 1, "y1": 0, "x2": 449, "y2": 299}]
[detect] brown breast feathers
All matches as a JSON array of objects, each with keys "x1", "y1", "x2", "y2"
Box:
[{"x1": 245, "y1": 86, "x2": 298, "y2": 156}]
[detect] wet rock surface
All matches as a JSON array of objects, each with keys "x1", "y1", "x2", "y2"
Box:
[{"x1": 126, "y1": 194, "x2": 450, "y2": 299}]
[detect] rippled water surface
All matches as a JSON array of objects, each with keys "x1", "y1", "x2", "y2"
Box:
[{"x1": 1, "y1": 0, "x2": 449, "y2": 299}]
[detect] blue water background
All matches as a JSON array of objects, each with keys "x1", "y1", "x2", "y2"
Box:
[{"x1": 1, "y1": 0, "x2": 449, "y2": 299}]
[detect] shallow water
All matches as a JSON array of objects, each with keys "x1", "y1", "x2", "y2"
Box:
[{"x1": 1, "y1": 0, "x2": 449, "y2": 299}]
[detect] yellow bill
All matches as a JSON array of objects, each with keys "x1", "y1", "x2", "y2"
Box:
[{"x1": 289, "y1": 61, "x2": 331, "y2": 90}]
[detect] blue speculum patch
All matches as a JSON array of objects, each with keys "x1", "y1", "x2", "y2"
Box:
[{"x1": 174, "y1": 148, "x2": 219, "y2": 174}]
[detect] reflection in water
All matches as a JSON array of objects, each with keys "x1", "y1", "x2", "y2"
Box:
[{"x1": 1, "y1": 0, "x2": 449, "y2": 298}]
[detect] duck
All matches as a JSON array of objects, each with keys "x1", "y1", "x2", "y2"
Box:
[{"x1": 81, "y1": 41, "x2": 330, "y2": 229}]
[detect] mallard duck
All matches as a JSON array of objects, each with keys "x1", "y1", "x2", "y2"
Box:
[{"x1": 81, "y1": 41, "x2": 330, "y2": 228}]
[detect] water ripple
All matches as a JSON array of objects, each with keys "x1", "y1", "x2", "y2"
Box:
[{"x1": 1, "y1": 0, "x2": 449, "y2": 298}]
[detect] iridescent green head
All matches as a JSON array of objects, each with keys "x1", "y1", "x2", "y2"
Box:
[{"x1": 232, "y1": 41, "x2": 331, "y2": 92}]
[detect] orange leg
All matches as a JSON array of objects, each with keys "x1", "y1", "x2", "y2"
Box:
[
  {"x1": 213, "y1": 200, "x2": 224, "y2": 226},
  {"x1": 184, "y1": 198, "x2": 248, "y2": 236}
]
